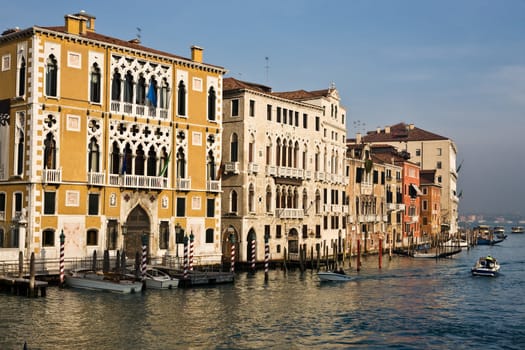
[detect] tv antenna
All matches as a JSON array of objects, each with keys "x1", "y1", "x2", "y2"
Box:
[
  {"x1": 265, "y1": 57, "x2": 270, "y2": 83},
  {"x1": 136, "y1": 27, "x2": 142, "y2": 42}
]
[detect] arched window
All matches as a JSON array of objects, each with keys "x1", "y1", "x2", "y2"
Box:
[
  {"x1": 111, "y1": 69, "x2": 121, "y2": 101},
  {"x1": 90, "y1": 63, "x2": 101, "y2": 103},
  {"x1": 135, "y1": 144, "x2": 145, "y2": 175},
  {"x1": 207, "y1": 86, "x2": 216, "y2": 121},
  {"x1": 123, "y1": 143, "x2": 132, "y2": 175},
  {"x1": 248, "y1": 184, "x2": 255, "y2": 213},
  {"x1": 315, "y1": 190, "x2": 321, "y2": 214},
  {"x1": 147, "y1": 146, "x2": 157, "y2": 176},
  {"x1": 45, "y1": 54, "x2": 58, "y2": 97},
  {"x1": 147, "y1": 76, "x2": 157, "y2": 107},
  {"x1": 266, "y1": 186, "x2": 272, "y2": 213},
  {"x1": 18, "y1": 56, "x2": 26, "y2": 97},
  {"x1": 159, "y1": 78, "x2": 170, "y2": 109},
  {"x1": 207, "y1": 150, "x2": 216, "y2": 180},
  {"x1": 159, "y1": 148, "x2": 169, "y2": 178},
  {"x1": 86, "y1": 229, "x2": 98, "y2": 246},
  {"x1": 230, "y1": 133, "x2": 238, "y2": 162},
  {"x1": 15, "y1": 113, "x2": 24, "y2": 176},
  {"x1": 302, "y1": 189, "x2": 308, "y2": 212},
  {"x1": 110, "y1": 141, "x2": 120, "y2": 174},
  {"x1": 88, "y1": 137, "x2": 100, "y2": 172},
  {"x1": 43, "y1": 132, "x2": 56, "y2": 169},
  {"x1": 205, "y1": 228, "x2": 214, "y2": 243},
  {"x1": 177, "y1": 80, "x2": 186, "y2": 116},
  {"x1": 123, "y1": 71, "x2": 134, "y2": 103},
  {"x1": 136, "y1": 74, "x2": 146, "y2": 105},
  {"x1": 176, "y1": 147, "x2": 186, "y2": 179},
  {"x1": 231, "y1": 190, "x2": 238, "y2": 213},
  {"x1": 275, "y1": 138, "x2": 281, "y2": 166}
]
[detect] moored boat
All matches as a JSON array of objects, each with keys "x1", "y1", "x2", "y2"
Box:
[
  {"x1": 493, "y1": 226, "x2": 507, "y2": 239},
  {"x1": 318, "y1": 270, "x2": 353, "y2": 282},
  {"x1": 65, "y1": 269, "x2": 143, "y2": 293},
  {"x1": 476, "y1": 236, "x2": 504, "y2": 245},
  {"x1": 144, "y1": 268, "x2": 179, "y2": 289},
  {"x1": 442, "y1": 239, "x2": 469, "y2": 249},
  {"x1": 471, "y1": 256, "x2": 500, "y2": 277},
  {"x1": 511, "y1": 226, "x2": 524, "y2": 234}
]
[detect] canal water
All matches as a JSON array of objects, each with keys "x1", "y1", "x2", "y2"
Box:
[{"x1": 1, "y1": 233, "x2": 525, "y2": 349}]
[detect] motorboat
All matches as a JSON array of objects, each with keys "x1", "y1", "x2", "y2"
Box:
[
  {"x1": 476, "y1": 236, "x2": 504, "y2": 245},
  {"x1": 511, "y1": 226, "x2": 524, "y2": 234},
  {"x1": 65, "y1": 269, "x2": 143, "y2": 293},
  {"x1": 317, "y1": 270, "x2": 353, "y2": 282},
  {"x1": 471, "y1": 256, "x2": 500, "y2": 277},
  {"x1": 143, "y1": 268, "x2": 179, "y2": 289},
  {"x1": 493, "y1": 226, "x2": 507, "y2": 239}
]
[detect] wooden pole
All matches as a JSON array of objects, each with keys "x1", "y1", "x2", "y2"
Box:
[
  {"x1": 18, "y1": 251, "x2": 24, "y2": 278},
  {"x1": 29, "y1": 252, "x2": 35, "y2": 297},
  {"x1": 379, "y1": 238, "x2": 382, "y2": 269},
  {"x1": 357, "y1": 240, "x2": 361, "y2": 272}
]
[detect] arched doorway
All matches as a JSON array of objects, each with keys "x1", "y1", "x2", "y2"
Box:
[
  {"x1": 222, "y1": 226, "x2": 239, "y2": 265},
  {"x1": 124, "y1": 205, "x2": 150, "y2": 259},
  {"x1": 287, "y1": 228, "x2": 299, "y2": 259},
  {"x1": 246, "y1": 229, "x2": 256, "y2": 264}
]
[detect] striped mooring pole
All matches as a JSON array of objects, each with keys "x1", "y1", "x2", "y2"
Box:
[
  {"x1": 189, "y1": 232, "x2": 194, "y2": 271},
  {"x1": 264, "y1": 233, "x2": 269, "y2": 281},
  {"x1": 251, "y1": 238, "x2": 256, "y2": 271},
  {"x1": 141, "y1": 233, "x2": 148, "y2": 281},
  {"x1": 230, "y1": 233, "x2": 236, "y2": 273},
  {"x1": 59, "y1": 230, "x2": 65, "y2": 287},
  {"x1": 183, "y1": 235, "x2": 189, "y2": 280}
]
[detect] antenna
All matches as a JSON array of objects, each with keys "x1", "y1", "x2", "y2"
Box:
[
  {"x1": 265, "y1": 57, "x2": 270, "y2": 83},
  {"x1": 136, "y1": 27, "x2": 142, "y2": 42}
]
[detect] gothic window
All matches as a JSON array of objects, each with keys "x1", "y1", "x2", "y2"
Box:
[
  {"x1": 147, "y1": 146, "x2": 157, "y2": 176},
  {"x1": 176, "y1": 147, "x2": 186, "y2": 179},
  {"x1": 136, "y1": 74, "x2": 146, "y2": 105},
  {"x1": 45, "y1": 54, "x2": 57, "y2": 97},
  {"x1": 159, "y1": 148, "x2": 169, "y2": 178},
  {"x1": 276, "y1": 138, "x2": 281, "y2": 166},
  {"x1": 231, "y1": 190, "x2": 238, "y2": 213},
  {"x1": 135, "y1": 144, "x2": 145, "y2": 175},
  {"x1": 18, "y1": 56, "x2": 26, "y2": 97},
  {"x1": 207, "y1": 150, "x2": 216, "y2": 180},
  {"x1": 123, "y1": 143, "x2": 132, "y2": 175},
  {"x1": 111, "y1": 69, "x2": 121, "y2": 101},
  {"x1": 230, "y1": 133, "x2": 238, "y2": 162},
  {"x1": 44, "y1": 132, "x2": 56, "y2": 169},
  {"x1": 177, "y1": 80, "x2": 186, "y2": 116},
  {"x1": 266, "y1": 186, "x2": 272, "y2": 213},
  {"x1": 88, "y1": 137, "x2": 100, "y2": 172},
  {"x1": 110, "y1": 141, "x2": 120, "y2": 174},
  {"x1": 90, "y1": 63, "x2": 101, "y2": 103},
  {"x1": 159, "y1": 78, "x2": 170, "y2": 109},
  {"x1": 14, "y1": 113, "x2": 25, "y2": 176},
  {"x1": 123, "y1": 71, "x2": 134, "y2": 103},
  {"x1": 315, "y1": 190, "x2": 321, "y2": 214},
  {"x1": 147, "y1": 77, "x2": 158, "y2": 107},
  {"x1": 248, "y1": 184, "x2": 255, "y2": 212},
  {"x1": 303, "y1": 189, "x2": 308, "y2": 212},
  {"x1": 208, "y1": 86, "x2": 216, "y2": 121}
]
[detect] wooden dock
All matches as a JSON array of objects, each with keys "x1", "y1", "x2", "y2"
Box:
[{"x1": 0, "y1": 276, "x2": 48, "y2": 297}]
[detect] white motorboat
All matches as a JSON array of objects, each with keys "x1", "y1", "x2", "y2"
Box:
[
  {"x1": 317, "y1": 271, "x2": 353, "y2": 282},
  {"x1": 442, "y1": 239, "x2": 469, "y2": 249},
  {"x1": 511, "y1": 226, "x2": 524, "y2": 234},
  {"x1": 471, "y1": 256, "x2": 500, "y2": 277},
  {"x1": 65, "y1": 269, "x2": 143, "y2": 293},
  {"x1": 144, "y1": 268, "x2": 179, "y2": 289}
]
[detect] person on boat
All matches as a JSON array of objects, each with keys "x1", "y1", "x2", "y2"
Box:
[{"x1": 336, "y1": 268, "x2": 345, "y2": 275}]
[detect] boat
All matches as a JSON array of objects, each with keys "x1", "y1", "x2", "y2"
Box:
[
  {"x1": 492, "y1": 226, "x2": 507, "y2": 239},
  {"x1": 476, "y1": 236, "x2": 504, "y2": 245},
  {"x1": 318, "y1": 270, "x2": 353, "y2": 282},
  {"x1": 511, "y1": 226, "x2": 524, "y2": 234},
  {"x1": 442, "y1": 239, "x2": 469, "y2": 249},
  {"x1": 471, "y1": 256, "x2": 500, "y2": 277},
  {"x1": 64, "y1": 269, "x2": 143, "y2": 293},
  {"x1": 143, "y1": 268, "x2": 179, "y2": 289}
]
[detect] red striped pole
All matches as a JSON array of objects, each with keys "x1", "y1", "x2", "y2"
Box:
[
  {"x1": 230, "y1": 234, "x2": 236, "y2": 273},
  {"x1": 59, "y1": 230, "x2": 65, "y2": 287},
  {"x1": 251, "y1": 238, "x2": 256, "y2": 271},
  {"x1": 141, "y1": 234, "x2": 147, "y2": 281},
  {"x1": 264, "y1": 233, "x2": 269, "y2": 281}
]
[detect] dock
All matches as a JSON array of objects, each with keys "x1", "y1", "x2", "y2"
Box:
[{"x1": 0, "y1": 276, "x2": 48, "y2": 297}]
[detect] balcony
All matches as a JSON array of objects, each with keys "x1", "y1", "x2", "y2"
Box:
[
  {"x1": 265, "y1": 165, "x2": 277, "y2": 176},
  {"x1": 176, "y1": 177, "x2": 191, "y2": 191},
  {"x1": 0, "y1": 211, "x2": 4, "y2": 221},
  {"x1": 87, "y1": 172, "x2": 105, "y2": 186},
  {"x1": 110, "y1": 101, "x2": 169, "y2": 120},
  {"x1": 248, "y1": 163, "x2": 260, "y2": 174},
  {"x1": 224, "y1": 162, "x2": 239, "y2": 175},
  {"x1": 207, "y1": 180, "x2": 221, "y2": 192},
  {"x1": 42, "y1": 168, "x2": 62, "y2": 184},
  {"x1": 108, "y1": 174, "x2": 168, "y2": 189},
  {"x1": 276, "y1": 208, "x2": 304, "y2": 219},
  {"x1": 315, "y1": 171, "x2": 325, "y2": 181}
]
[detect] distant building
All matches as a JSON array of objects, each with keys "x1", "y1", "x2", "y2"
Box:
[
  {"x1": 221, "y1": 78, "x2": 348, "y2": 263},
  {"x1": 361, "y1": 123, "x2": 459, "y2": 236},
  {"x1": 0, "y1": 12, "x2": 226, "y2": 265},
  {"x1": 420, "y1": 170, "x2": 442, "y2": 241}
]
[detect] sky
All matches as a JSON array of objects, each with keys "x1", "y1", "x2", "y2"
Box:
[{"x1": 2, "y1": 0, "x2": 525, "y2": 217}]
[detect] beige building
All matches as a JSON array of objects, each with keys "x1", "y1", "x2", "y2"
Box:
[
  {"x1": 221, "y1": 78, "x2": 348, "y2": 264},
  {"x1": 362, "y1": 123, "x2": 459, "y2": 236},
  {"x1": 0, "y1": 12, "x2": 226, "y2": 265}
]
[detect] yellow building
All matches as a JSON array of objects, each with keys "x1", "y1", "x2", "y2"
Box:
[{"x1": 0, "y1": 12, "x2": 226, "y2": 266}]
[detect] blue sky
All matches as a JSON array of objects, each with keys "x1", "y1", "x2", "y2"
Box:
[{"x1": 3, "y1": 0, "x2": 525, "y2": 216}]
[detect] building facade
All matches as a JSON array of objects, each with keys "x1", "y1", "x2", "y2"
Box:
[
  {"x1": 362, "y1": 123, "x2": 459, "y2": 236},
  {"x1": 0, "y1": 12, "x2": 226, "y2": 265},
  {"x1": 221, "y1": 78, "x2": 348, "y2": 264}
]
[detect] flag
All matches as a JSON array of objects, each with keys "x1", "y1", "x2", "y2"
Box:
[
  {"x1": 216, "y1": 162, "x2": 224, "y2": 180},
  {"x1": 147, "y1": 83, "x2": 157, "y2": 107},
  {"x1": 159, "y1": 151, "x2": 171, "y2": 177}
]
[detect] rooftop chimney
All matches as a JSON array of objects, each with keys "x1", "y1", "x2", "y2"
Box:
[
  {"x1": 356, "y1": 133, "x2": 362, "y2": 144},
  {"x1": 191, "y1": 46, "x2": 203, "y2": 63}
]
